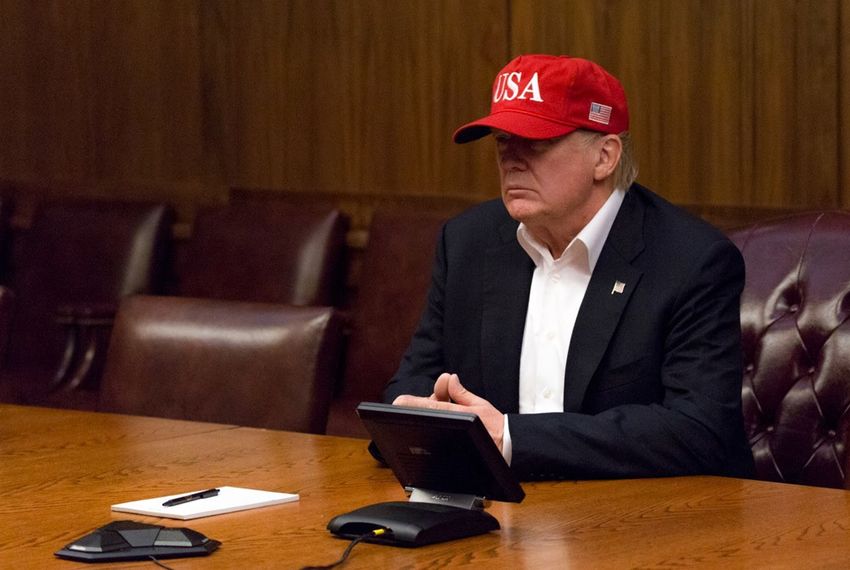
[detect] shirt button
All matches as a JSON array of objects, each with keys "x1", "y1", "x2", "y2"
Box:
[
  {"x1": 543, "y1": 388, "x2": 552, "y2": 399},
  {"x1": 546, "y1": 331, "x2": 556, "y2": 341}
]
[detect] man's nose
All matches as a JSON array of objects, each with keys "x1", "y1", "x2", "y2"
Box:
[{"x1": 497, "y1": 140, "x2": 528, "y2": 168}]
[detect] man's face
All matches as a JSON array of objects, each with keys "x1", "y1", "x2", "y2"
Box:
[{"x1": 495, "y1": 129, "x2": 602, "y2": 232}]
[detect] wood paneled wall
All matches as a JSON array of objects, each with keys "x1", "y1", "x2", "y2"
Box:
[
  {"x1": 513, "y1": 0, "x2": 845, "y2": 210},
  {"x1": 1, "y1": 0, "x2": 848, "y2": 226}
]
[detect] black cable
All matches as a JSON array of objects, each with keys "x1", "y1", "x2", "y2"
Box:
[
  {"x1": 300, "y1": 528, "x2": 390, "y2": 570},
  {"x1": 148, "y1": 555, "x2": 176, "y2": 570}
]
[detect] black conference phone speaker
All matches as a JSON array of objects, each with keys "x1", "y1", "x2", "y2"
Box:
[
  {"x1": 327, "y1": 402, "x2": 525, "y2": 547},
  {"x1": 55, "y1": 520, "x2": 220, "y2": 563}
]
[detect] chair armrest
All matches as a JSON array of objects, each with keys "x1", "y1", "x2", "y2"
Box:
[{"x1": 51, "y1": 302, "x2": 119, "y2": 392}]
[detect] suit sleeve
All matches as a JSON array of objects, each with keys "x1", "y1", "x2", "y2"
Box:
[{"x1": 509, "y1": 239, "x2": 753, "y2": 479}]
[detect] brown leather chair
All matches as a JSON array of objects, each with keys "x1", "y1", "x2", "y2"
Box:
[
  {"x1": 99, "y1": 296, "x2": 342, "y2": 434},
  {"x1": 728, "y1": 211, "x2": 850, "y2": 488},
  {"x1": 176, "y1": 200, "x2": 348, "y2": 306},
  {"x1": 0, "y1": 199, "x2": 173, "y2": 409},
  {"x1": 325, "y1": 205, "x2": 464, "y2": 437}
]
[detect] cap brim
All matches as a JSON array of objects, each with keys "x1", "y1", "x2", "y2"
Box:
[{"x1": 452, "y1": 110, "x2": 579, "y2": 144}]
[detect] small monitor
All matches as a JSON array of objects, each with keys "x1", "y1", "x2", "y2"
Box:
[
  {"x1": 356, "y1": 402, "x2": 524, "y2": 503},
  {"x1": 327, "y1": 403, "x2": 524, "y2": 546}
]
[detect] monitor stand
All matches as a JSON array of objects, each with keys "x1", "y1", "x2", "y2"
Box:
[{"x1": 327, "y1": 487, "x2": 500, "y2": 547}]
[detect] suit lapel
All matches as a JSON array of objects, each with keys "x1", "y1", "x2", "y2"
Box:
[
  {"x1": 481, "y1": 219, "x2": 533, "y2": 414},
  {"x1": 563, "y1": 189, "x2": 646, "y2": 412}
]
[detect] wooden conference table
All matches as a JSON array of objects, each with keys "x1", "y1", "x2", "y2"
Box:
[{"x1": 2, "y1": 404, "x2": 850, "y2": 569}]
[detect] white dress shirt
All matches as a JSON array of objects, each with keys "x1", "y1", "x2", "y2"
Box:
[{"x1": 502, "y1": 188, "x2": 626, "y2": 463}]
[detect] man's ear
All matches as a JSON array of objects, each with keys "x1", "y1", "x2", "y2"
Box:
[{"x1": 593, "y1": 135, "x2": 622, "y2": 182}]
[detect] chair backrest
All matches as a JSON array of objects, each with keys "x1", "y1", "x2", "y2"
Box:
[
  {"x1": 728, "y1": 211, "x2": 850, "y2": 488},
  {"x1": 325, "y1": 205, "x2": 461, "y2": 437},
  {"x1": 177, "y1": 201, "x2": 348, "y2": 306},
  {"x1": 99, "y1": 296, "x2": 342, "y2": 434},
  {"x1": 3, "y1": 199, "x2": 173, "y2": 374}
]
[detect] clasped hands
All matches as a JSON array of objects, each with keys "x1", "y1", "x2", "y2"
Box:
[{"x1": 392, "y1": 373, "x2": 505, "y2": 451}]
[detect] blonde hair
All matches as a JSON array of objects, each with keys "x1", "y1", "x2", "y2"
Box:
[
  {"x1": 576, "y1": 130, "x2": 639, "y2": 190},
  {"x1": 614, "y1": 131, "x2": 639, "y2": 190}
]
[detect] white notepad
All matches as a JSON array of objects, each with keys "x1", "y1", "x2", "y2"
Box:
[{"x1": 111, "y1": 486, "x2": 299, "y2": 520}]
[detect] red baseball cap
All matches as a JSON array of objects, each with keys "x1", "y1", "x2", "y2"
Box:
[{"x1": 453, "y1": 54, "x2": 629, "y2": 144}]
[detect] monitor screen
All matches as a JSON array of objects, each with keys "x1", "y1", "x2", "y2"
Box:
[{"x1": 357, "y1": 402, "x2": 524, "y2": 504}]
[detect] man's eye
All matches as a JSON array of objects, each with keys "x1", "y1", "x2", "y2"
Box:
[{"x1": 529, "y1": 140, "x2": 553, "y2": 153}]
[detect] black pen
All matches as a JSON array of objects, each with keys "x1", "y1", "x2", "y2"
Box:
[{"x1": 162, "y1": 488, "x2": 220, "y2": 507}]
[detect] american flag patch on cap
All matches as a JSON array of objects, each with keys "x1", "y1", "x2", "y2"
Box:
[{"x1": 588, "y1": 102, "x2": 612, "y2": 125}]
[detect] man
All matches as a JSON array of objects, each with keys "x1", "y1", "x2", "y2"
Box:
[{"x1": 385, "y1": 54, "x2": 754, "y2": 480}]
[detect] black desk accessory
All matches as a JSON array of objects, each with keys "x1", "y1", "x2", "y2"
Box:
[
  {"x1": 327, "y1": 402, "x2": 525, "y2": 547},
  {"x1": 55, "y1": 520, "x2": 220, "y2": 563},
  {"x1": 162, "y1": 487, "x2": 220, "y2": 507}
]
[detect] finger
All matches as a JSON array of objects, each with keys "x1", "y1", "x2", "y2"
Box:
[
  {"x1": 393, "y1": 394, "x2": 468, "y2": 414},
  {"x1": 418, "y1": 399, "x2": 469, "y2": 413},
  {"x1": 445, "y1": 374, "x2": 488, "y2": 407},
  {"x1": 432, "y1": 373, "x2": 453, "y2": 401},
  {"x1": 393, "y1": 395, "x2": 430, "y2": 407}
]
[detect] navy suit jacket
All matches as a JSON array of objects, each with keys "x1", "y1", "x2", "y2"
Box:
[{"x1": 384, "y1": 184, "x2": 754, "y2": 480}]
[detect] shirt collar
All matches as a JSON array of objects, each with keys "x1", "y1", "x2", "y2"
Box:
[{"x1": 516, "y1": 187, "x2": 626, "y2": 272}]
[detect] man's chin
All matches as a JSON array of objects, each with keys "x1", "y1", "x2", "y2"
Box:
[{"x1": 503, "y1": 195, "x2": 541, "y2": 222}]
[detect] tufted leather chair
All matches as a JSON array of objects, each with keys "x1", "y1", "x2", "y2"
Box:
[
  {"x1": 99, "y1": 296, "x2": 342, "y2": 434},
  {"x1": 0, "y1": 200, "x2": 173, "y2": 409},
  {"x1": 176, "y1": 201, "x2": 348, "y2": 306},
  {"x1": 728, "y1": 211, "x2": 850, "y2": 488},
  {"x1": 325, "y1": 205, "x2": 464, "y2": 437}
]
